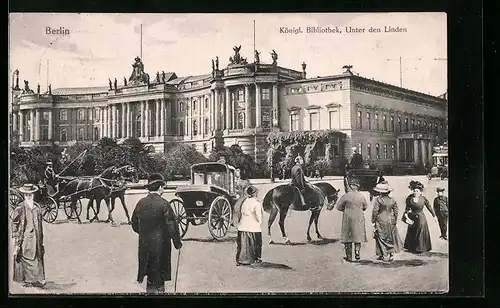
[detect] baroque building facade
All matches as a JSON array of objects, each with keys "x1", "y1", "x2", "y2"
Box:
[{"x1": 10, "y1": 47, "x2": 447, "y2": 169}]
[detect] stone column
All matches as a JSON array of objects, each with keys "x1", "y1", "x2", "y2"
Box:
[
  {"x1": 127, "y1": 103, "x2": 132, "y2": 138},
  {"x1": 160, "y1": 99, "x2": 165, "y2": 136},
  {"x1": 256, "y1": 84, "x2": 262, "y2": 128},
  {"x1": 102, "y1": 108, "x2": 106, "y2": 137},
  {"x1": 428, "y1": 140, "x2": 433, "y2": 166},
  {"x1": 140, "y1": 101, "x2": 145, "y2": 137},
  {"x1": 245, "y1": 84, "x2": 251, "y2": 128},
  {"x1": 272, "y1": 83, "x2": 278, "y2": 127},
  {"x1": 145, "y1": 101, "x2": 150, "y2": 137},
  {"x1": 155, "y1": 99, "x2": 160, "y2": 136},
  {"x1": 19, "y1": 111, "x2": 24, "y2": 142},
  {"x1": 396, "y1": 138, "x2": 400, "y2": 161},
  {"x1": 30, "y1": 110, "x2": 35, "y2": 141},
  {"x1": 200, "y1": 96, "x2": 205, "y2": 136},
  {"x1": 12, "y1": 112, "x2": 18, "y2": 133},
  {"x1": 413, "y1": 139, "x2": 419, "y2": 163},
  {"x1": 111, "y1": 104, "x2": 116, "y2": 138},
  {"x1": 121, "y1": 103, "x2": 126, "y2": 139},
  {"x1": 214, "y1": 90, "x2": 220, "y2": 130},
  {"x1": 225, "y1": 88, "x2": 231, "y2": 130},
  {"x1": 421, "y1": 139, "x2": 427, "y2": 166},
  {"x1": 48, "y1": 110, "x2": 53, "y2": 140},
  {"x1": 189, "y1": 97, "x2": 193, "y2": 137},
  {"x1": 35, "y1": 109, "x2": 40, "y2": 141},
  {"x1": 106, "y1": 106, "x2": 111, "y2": 137},
  {"x1": 231, "y1": 93, "x2": 236, "y2": 129}
]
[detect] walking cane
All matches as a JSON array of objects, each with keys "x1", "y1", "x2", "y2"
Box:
[{"x1": 173, "y1": 247, "x2": 181, "y2": 293}]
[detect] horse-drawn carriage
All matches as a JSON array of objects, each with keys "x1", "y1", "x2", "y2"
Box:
[
  {"x1": 9, "y1": 178, "x2": 84, "y2": 223},
  {"x1": 170, "y1": 162, "x2": 240, "y2": 241},
  {"x1": 343, "y1": 166, "x2": 384, "y2": 201}
]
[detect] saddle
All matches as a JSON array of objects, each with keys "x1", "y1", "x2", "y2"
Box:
[{"x1": 289, "y1": 184, "x2": 324, "y2": 211}]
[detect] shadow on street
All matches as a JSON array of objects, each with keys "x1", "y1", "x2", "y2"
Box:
[
  {"x1": 40, "y1": 281, "x2": 77, "y2": 291},
  {"x1": 241, "y1": 262, "x2": 293, "y2": 270},
  {"x1": 309, "y1": 238, "x2": 339, "y2": 245},
  {"x1": 183, "y1": 237, "x2": 236, "y2": 243},
  {"x1": 355, "y1": 259, "x2": 429, "y2": 268}
]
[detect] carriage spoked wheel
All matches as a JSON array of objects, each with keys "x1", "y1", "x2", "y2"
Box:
[
  {"x1": 64, "y1": 199, "x2": 83, "y2": 220},
  {"x1": 40, "y1": 197, "x2": 58, "y2": 223},
  {"x1": 208, "y1": 196, "x2": 232, "y2": 241},
  {"x1": 170, "y1": 199, "x2": 189, "y2": 239},
  {"x1": 9, "y1": 188, "x2": 23, "y2": 220}
]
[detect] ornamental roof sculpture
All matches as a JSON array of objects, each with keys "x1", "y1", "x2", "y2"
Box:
[{"x1": 128, "y1": 56, "x2": 150, "y2": 85}]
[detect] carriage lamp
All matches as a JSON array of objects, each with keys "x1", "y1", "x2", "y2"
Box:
[{"x1": 196, "y1": 201, "x2": 204, "y2": 207}]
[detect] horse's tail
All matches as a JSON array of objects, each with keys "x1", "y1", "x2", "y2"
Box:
[{"x1": 262, "y1": 189, "x2": 274, "y2": 213}]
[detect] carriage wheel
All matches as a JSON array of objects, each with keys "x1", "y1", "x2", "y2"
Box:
[
  {"x1": 208, "y1": 196, "x2": 232, "y2": 241},
  {"x1": 40, "y1": 197, "x2": 58, "y2": 223},
  {"x1": 64, "y1": 199, "x2": 83, "y2": 220},
  {"x1": 170, "y1": 199, "x2": 189, "y2": 239},
  {"x1": 9, "y1": 188, "x2": 23, "y2": 220}
]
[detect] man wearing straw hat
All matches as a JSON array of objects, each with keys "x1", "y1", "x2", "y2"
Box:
[
  {"x1": 11, "y1": 184, "x2": 46, "y2": 288},
  {"x1": 131, "y1": 173, "x2": 182, "y2": 294}
]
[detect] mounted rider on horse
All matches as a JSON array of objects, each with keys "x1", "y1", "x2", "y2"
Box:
[
  {"x1": 290, "y1": 155, "x2": 327, "y2": 210},
  {"x1": 44, "y1": 161, "x2": 59, "y2": 197}
]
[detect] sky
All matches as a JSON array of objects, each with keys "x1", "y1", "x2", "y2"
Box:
[{"x1": 9, "y1": 13, "x2": 447, "y2": 96}]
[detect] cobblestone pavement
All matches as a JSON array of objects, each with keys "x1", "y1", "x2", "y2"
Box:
[{"x1": 9, "y1": 176, "x2": 448, "y2": 294}]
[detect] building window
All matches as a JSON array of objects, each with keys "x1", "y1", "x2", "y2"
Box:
[
  {"x1": 203, "y1": 143, "x2": 208, "y2": 153},
  {"x1": 205, "y1": 98, "x2": 209, "y2": 109},
  {"x1": 136, "y1": 115, "x2": 142, "y2": 137},
  {"x1": 290, "y1": 113, "x2": 299, "y2": 131},
  {"x1": 41, "y1": 127, "x2": 49, "y2": 141},
  {"x1": 367, "y1": 143, "x2": 372, "y2": 159},
  {"x1": 88, "y1": 109, "x2": 93, "y2": 120},
  {"x1": 60, "y1": 128, "x2": 67, "y2": 142},
  {"x1": 43, "y1": 112, "x2": 50, "y2": 120},
  {"x1": 397, "y1": 116, "x2": 402, "y2": 131},
  {"x1": 261, "y1": 88, "x2": 270, "y2": 100},
  {"x1": 94, "y1": 127, "x2": 99, "y2": 140},
  {"x1": 238, "y1": 112, "x2": 245, "y2": 129},
  {"x1": 391, "y1": 144, "x2": 395, "y2": 159},
  {"x1": 179, "y1": 102, "x2": 184, "y2": 112},
  {"x1": 390, "y1": 116, "x2": 394, "y2": 132},
  {"x1": 26, "y1": 125, "x2": 31, "y2": 141},
  {"x1": 428, "y1": 122, "x2": 432, "y2": 132},
  {"x1": 60, "y1": 109, "x2": 67, "y2": 121},
  {"x1": 329, "y1": 109, "x2": 340, "y2": 130},
  {"x1": 193, "y1": 120, "x2": 198, "y2": 135},
  {"x1": 357, "y1": 110, "x2": 362, "y2": 129},
  {"x1": 383, "y1": 115, "x2": 387, "y2": 131},
  {"x1": 262, "y1": 110, "x2": 271, "y2": 128},
  {"x1": 310, "y1": 112, "x2": 319, "y2": 130},
  {"x1": 78, "y1": 109, "x2": 86, "y2": 121},
  {"x1": 331, "y1": 138, "x2": 340, "y2": 158},
  {"x1": 383, "y1": 144, "x2": 388, "y2": 159},
  {"x1": 367, "y1": 112, "x2": 371, "y2": 130},
  {"x1": 439, "y1": 124, "x2": 444, "y2": 133},
  {"x1": 238, "y1": 89, "x2": 245, "y2": 101},
  {"x1": 204, "y1": 118, "x2": 209, "y2": 134},
  {"x1": 375, "y1": 144, "x2": 380, "y2": 159},
  {"x1": 434, "y1": 123, "x2": 438, "y2": 134},
  {"x1": 95, "y1": 108, "x2": 100, "y2": 121},
  {"x1": 179, "y1": 121, "x2": 184, "y2": 136},
  {"x1": 192, "y1": 100, "x2": 197, "y2": 111},
  {"x1": 411, "y1": 119, "x2": 416, "y2": 130},
  {"x1": 375, "y1": 114, "x2": 379, "y2": 130},
  {"x1": 404, "y1": 118, "x2": 409, "y2": 131},
  {"x1": 78, "y1": 128, "x2": 85, "y2": 141},
  {"x1": 358, "y1": 143, "x2": 362, "y2": 156}
]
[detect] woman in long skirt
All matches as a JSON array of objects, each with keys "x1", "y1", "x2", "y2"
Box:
[
  {"x1": 371, "y1": 181, "x2": 403, "y2": 262},
  {"x1": 403, "y1": 180, "x2": 438, "y2": 254},
  {"x1": 235, "y1": 185, "x2": 263, "y2": 266}
]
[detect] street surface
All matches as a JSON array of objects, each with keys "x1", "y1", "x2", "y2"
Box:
[{"x1": 9, "y1": 176, "x2": 448, "y2": 294}]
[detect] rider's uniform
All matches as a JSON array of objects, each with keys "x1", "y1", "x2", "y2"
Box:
[{"x1": 44, "y1": 166, "x2": 58, "y2": 196}]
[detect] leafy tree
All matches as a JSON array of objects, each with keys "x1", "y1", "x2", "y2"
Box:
[
  {"x1": 208, "y1": 144, "x2": 255, "y2": 179},
  {"x1": 162, "y1": 144, "x2": 208, "y2": 180}
]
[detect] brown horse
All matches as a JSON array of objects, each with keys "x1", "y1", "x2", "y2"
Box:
[
  {"x1": 262, "y1": 182, "x2": 339, "y2": 244},
  {"x1": 106, "y1": 165, "x2": 138, "y2": 225}
]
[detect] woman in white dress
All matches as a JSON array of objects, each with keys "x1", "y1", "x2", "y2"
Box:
[{"x1": 235, "y1": 185, "x2": 263, "y2": 266}]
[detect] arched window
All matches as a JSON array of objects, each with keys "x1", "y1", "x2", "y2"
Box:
[
  {"x1": 357, "y1": 110, "x2": 362, "y2": 129},
  {"x1": 204, "y1": 118, "x2": 209, "y2": 135},
  {"x1": 179, "y1": 121, "x2": 184, "y2": 136},
  {"x1": 205, "y1": 98, "x2": 209, "y2": 109},
  {"x1": 366, "y1": 112, "x2": 371, "y2": 130},
  {"x1": 367, "y1": 143, "x2": 372, "y2": 159},
  {"x1": 193, "y1": 120, "x2": 198, "y2": 135},
  {"x1": 41, "y1": 127, "x2": 49, "y2": 141},
  {"x1": 78, "y1": 109, "x2": 86, "y2": 121},
  {"x1": 135, "y1": 115, "x2": 142, "y2": 137},
  {"x1": 375, "y1": 143, "x2": 380, "y2": 159},
  {"x1": 60, "y1": 128, "x2": 67, "y2": 142},
  {"x1": 94, "y1": 127, "x2": 100, "y2": 141},
  {"x1": 78, "y1": 128, "x2": 85, "y2": 141},
  {"x1": 238, "y1": 112, "x2": 245, "y2": 129}
]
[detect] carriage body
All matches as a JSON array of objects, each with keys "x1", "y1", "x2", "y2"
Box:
[
  {"x1": 170, "y1": 162, "x2": 239, "y2": 240},
  {"x1": 428, "y1": 152, "x2": 448, "y2": 180},
  {"x1": 344, "y1": 168, "x2": 383, "y2": 201}
]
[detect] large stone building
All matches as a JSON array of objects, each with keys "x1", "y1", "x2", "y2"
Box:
[{"x1": 10, "y1": 47, "x2": 447, "y2": 169}]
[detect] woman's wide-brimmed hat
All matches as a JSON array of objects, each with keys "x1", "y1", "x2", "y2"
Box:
[
  {"x1": 245, "y1": 185, "x2": 258, "y2": 196},
  {"x1": 409, "y1": 180, "x2": 424, "y2": 191},
  {"x1": 374, "y1": 181, "x2": 393, "y2": 194},
  {"x1": 18, "y1": 183, "x2": 39, "y2": 195},
  {"x1": 146, "y1": 173, "x2": 166, "y2": 188},
  {"x1": 436, "y1": 187, "x2": 445, "y2": 192}
]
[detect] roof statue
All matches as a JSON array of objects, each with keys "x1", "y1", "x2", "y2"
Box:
[
  {"x1": 228, "y1": 45, "x2": 247, "y2": 66},
  {"x1": 128, "y1": 56, "x2": 149, "y2": 85},
  {"x1": 13, "y1": 69, "x2": 20, "y2": 90},
  {"x1": 215, "y1": 56, "x2": 219, "y2": 70},
  {"x1": 114, "y1": 78, "x2": 118, "y2": 90},
  {"x1": 162, "y1": 71, "x2": 166, "y2": 82},
  {"x1": 342, "y1": 65, "x2": 354, "y2": 75},
  {"x1": 108, "y1": 78, "x2": 112, "y2": 90},
  {"x1": 270, "y1": 50, "x2": 278, "y2": 66},
  {"x1": 22, "y1": 80, "x2": 34, "y2": 94},
  {"x1": 212, "y1": 59, "x2": 215, "y2": 72},
  {"x1": 123, "y1": 77, "x2": 127, "y2": 86},
  {"x1": 254, "y1": 50, "x2": 260, "y2": 64},
  {"x1": 156, "y1": 71, "x2": 160, "y2": 83}
]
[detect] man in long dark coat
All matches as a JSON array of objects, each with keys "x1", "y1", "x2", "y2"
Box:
[
  {"x1": 131, "y1": 173, "x2": 182, "y2": 293},
  {"x1": 349, "y1": 147, "x2": 364, "y2": 170},
  {"x1": 290, "y1": 156, "x2": 307, "y2": 208}
]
